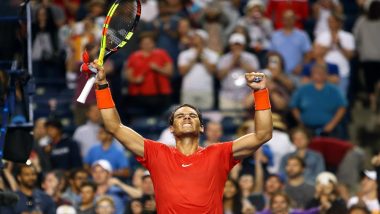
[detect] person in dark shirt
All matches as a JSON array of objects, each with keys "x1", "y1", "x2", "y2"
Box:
[
  {"x1": 2, "y1": 164, "x2": 56, "y2": 214},
  {"x1": 44, "y1": 119, "x2": 83, "y2": 170}
]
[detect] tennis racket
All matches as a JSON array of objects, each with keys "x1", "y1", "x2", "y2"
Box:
[{"x1": 77, "y1": 0, "x2": 141, "y2": 103}]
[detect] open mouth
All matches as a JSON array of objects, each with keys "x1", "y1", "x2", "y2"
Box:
[{"x1": 182, "y1": 124, "x2": 192, "y2": 128}]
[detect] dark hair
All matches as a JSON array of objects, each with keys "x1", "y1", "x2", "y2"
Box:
[
  {"x1": 15, "y1": 164, "x2": 36, "y2": 176},
  {"x1": 223, "y1": 179, "x2": 243, "y2": 214},
  {"x1": 45, "y1": 119, "x2": 63, "y2": 131},
  {"x1": 81, "y1": 181, "x2": 98, "y2": 192},
  {"x1": 266, "y1": 51, "x2": 285, "y2": 71},
  {"x1": 168, "y1": 104, "x2": 203, "y2": 126},
  {"x1": 287, "y1": 155, "x2": 306, "y2": 168},
  {"x1": 367, "y1": 1, "x2": 380, "y2": 20},
  {"x1": 138, "y1": 31, "x2": 157, "y2": 43},
  {"x1": 348, "y1": 204, "x2": 371, "y2": 214},
  {"x1": 289, "y1": 126, "x2": 313, "y2": 143},
  {"x1": 267, "y1": 174, "x2": 285, "y2": 184},
  {"x1": 69, "y1": 168, "x2": 89, "y2": 180}
]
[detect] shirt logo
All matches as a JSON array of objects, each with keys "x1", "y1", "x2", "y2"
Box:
[{"x1": 181, "y1": 163, "x2": 192, "y2": 168}]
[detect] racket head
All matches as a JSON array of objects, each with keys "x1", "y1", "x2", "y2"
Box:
[{"x1": 98, "y1": 0, "x2": 141, "y2": 65}]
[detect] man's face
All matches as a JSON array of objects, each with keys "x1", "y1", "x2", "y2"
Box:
[
  {"x1": 73, "y1": 171, "x2": 88, "y2": 191},
  {"x1": 81, "y1": 186, "x2": 96, "y2": 205},
  {"x1": 33, "y1": 119, "x2": 47, "y2": 140},
  {"x1": 18, "y1": 166, "x2": 37, "y2": 189},
  {"x1": 205, "y1": 122, "x2": 222, "y2": 143},
  {"x1": 328, "y1": 16, "x2": 341, "y2": 31},
  {"x1": 285, "y1": 159, "x2": 303, "y2": 179},
  {"x1": 311, "y1": 65, "x2": 328, "y2": 83},
  {"x1": 87, "y1": 105, "x2": 101, "y2": 123},
  {"x1": 271, "y1": 195, "x2": 289, "y2": 214},
  {"x1": 46, "y1": 126, "x2": 60, "y2": 140},
  {"x1": 239, "y1": 175, "x2": 254, "y2": 192},
  {"x1": 360, "y1": 176, "x2": 377, "y2": 195},
  {"x1": 282, "y1": 10, "x2": 296, "y2": 28},
  {"x1": 265, "y1": 176, "x2": 283, "y2": 194},
  {"x1": 170, "y1": 107, "x2": 203, "y2": 137},
  {"x1": 142, "y1": 176, "x2": 154, "y2": 195},
  {"x1": 97, "y1": 128, "x2": 112, "y2": 143},
  {"x1": 92, "y1": 165, "x2": 110, "y2": 185},
  {"x1": 291, "y1": 131, "x2": 309, "y2": 150},
  {"x1": 140, "y1": 37, "x2": 155, "y2": 52}
]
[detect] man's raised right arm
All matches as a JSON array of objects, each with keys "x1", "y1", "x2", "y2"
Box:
[{"x1": 92, "y1": 61, "x2": 144, "y2": 157}]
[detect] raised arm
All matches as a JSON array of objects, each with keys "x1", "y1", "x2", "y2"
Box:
[
  {"x1": 233, "y1": 73, "x2": 273, "y2": 160},
  {"x1": 93, "y1": 61, "x2": 144, "y2": 157}
]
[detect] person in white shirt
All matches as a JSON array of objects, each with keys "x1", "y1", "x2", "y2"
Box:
[
  {"x1": 347, "y1": 170, "x2": 380, "y2": 213},
  {"x1": 178, "y1": 29, "x2": 219, "y2": 110},
  {"x1": 315, "y1": 12, "x2": 355, "y2": 96},
  {"x1": 217, "y1": 33, "x2": 259, "y2": 113},
  {"x1": 73, "y1": 104, "x2": 101, "y2": 157}
]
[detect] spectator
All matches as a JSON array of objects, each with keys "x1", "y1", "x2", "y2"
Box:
[
  {"x1": 290, "y1": 63, "x2": 347, "y2": 138},
  {"x1": 202, "y1": 120, "x2": 223, "y2": 147},
  {"x1": 269, "y1": 10, "x2": 312, "y2": 82},
  {"x1": 62, "y1": 168, "x2": 89, "y2": 207},
  {"x1": 217, "y1": 33, "x2": 259, "y2": 114},
  {"x1": 265, "y1": 0, "x2": 309, "y2": 29},
  {"x1": 124, "y1": 32, "x2": 174, "y2": 116},
  {"x1": 223, "y1": 178, "x2": 255, "y2": 214},
  {"x1": 85, "y1": 124, "x2": 130, "y2": 179},
  {"x1": 260, "y1": 52, "x2": 294, "y2": 117},
  {"x1": 280, "y1": 126, "x2": 325, "y2": 184},
  {"x1": 76, "y1": 181, "x2": 97, "y2": 214},
  {"x1": 178, "y1": 29, "x2": 219, "y2": 110},
  {"x1": 177, "y1": 17, "x2": 193, "y2": 52},
  {"x1": 248, "y1": 174, "x2": 285, "y2": 211},
  {"x1": 353, "y1": 1, "x2": 380, "y2": 112},
  {"x1": 238, "y1": 0, "x2": 273, "y2": 65},
  {"x1": 306, "y1": 172, "x2": 348, "y2": 213},
  {"x1": 91, "y1": 160, "x2": 125, "y2": 214},
  {"x1": 3, "y1": 164, "x2": 56, "y2": 214},
  {"x1": 32, "y1": 6, "x2": 65, "y2": 81},
  {"x1": 127, "y1": 198, "x2": 144, "y2": 214},
  {"x1": 265, "y1": 113, "x2": 295, "y2": 174},
  {"x1": 284, "y1": 156, "x2": 315, "y2": 209},
  {"x1": 140, "y1": 0, "x2": 159, "y2": 24},
  {"x1": 200, "y1": 1, "x2": 229, "y2": 53},
  {"x1": 312, "y1": 0, "x2": 343, "y2": 37},
  {"x1": 42, "y1": 170, "x2": 71, "y2": 207},
  {"x1": 32, "y1": 118, "x2": 51, "y2": 172},
  {"x1": 95, "y1": 195, "x2": 116, "y2": 214},
  {"x1": 257, "y1": 192, "x2": 320, "y2": 214},
  {"x1": 301, "y1": 43, "x2": 340, "y2": 85},
  {"x1": 73, "y1": 104, "x2": 101, "y2": 158},
  {"x1": 315, "y1": 12, "x2": 355, "y2": 96},
  {"x1": 347, "y1": 170, "x2": 379, "y2": 213},
  {"x1": 44, "y1": 119, "x2": 83, "y2": 170},
  {"x1": 140, "y1": 172, "x2": 156, "y2": 213}
]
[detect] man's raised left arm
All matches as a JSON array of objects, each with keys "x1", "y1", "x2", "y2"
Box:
[{"x1": 232, "y1": 73, "x2": 273, "y2": 160}]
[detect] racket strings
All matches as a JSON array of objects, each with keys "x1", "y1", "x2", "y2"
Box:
[{"x1": 106, "y1": 0, "x2": 137, "y2": 49}]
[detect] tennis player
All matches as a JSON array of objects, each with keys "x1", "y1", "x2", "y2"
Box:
[{"x1": 91, "y1": 60, "x2": 272, "y2": 213}]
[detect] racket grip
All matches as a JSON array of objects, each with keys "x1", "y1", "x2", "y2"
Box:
[{"x1": 77, "y1": 75, "x2": 96, "y2": 103}]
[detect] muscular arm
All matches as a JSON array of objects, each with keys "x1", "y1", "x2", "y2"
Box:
[
  {"x1": 93, "y1": 62, "x2": 145, "y2": 157},
  {"x1": 233, "y1": 73, "x2": 273, "y2": 159}
]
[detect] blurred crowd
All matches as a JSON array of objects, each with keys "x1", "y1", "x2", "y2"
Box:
[{"x1": 1, "y1": 0, "x2": 380, "y2": 213}]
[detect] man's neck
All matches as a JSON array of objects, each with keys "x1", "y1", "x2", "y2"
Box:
[
  {"x1": 176, "y1": 138, "x2": 200, "y2": 156},
  {"x1": 101, "y1": 140, "x2": 113, "y2": 150},
  {"x1": 97, "y1": 183, "x2": 109, "y2": 195},
  {"x1": 20, "y1": 185, "x2": 34, "y2": 196},
  {"x1": 296, "y1": 148, "x2": 307, "y2": 158},
  {"x1": 80, "y1": 202, "x2": 94, "y2": 210},
  {"x1": 288, "y1": 176, "x2": 304, "y2": 186},
  {"x1": 283, "y1": 27, "x2": 294, "y2": 34}
]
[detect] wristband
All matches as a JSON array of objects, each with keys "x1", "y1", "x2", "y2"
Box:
[
  {"x1": 253, "y1": 88, "x2": 271, "y2": 111},
  {"x1": 95, "y1": 82, "x2": 109, "y2": 90},
  {"x1": 95, "y1": 87, "x2": 115, "y2": 109}
]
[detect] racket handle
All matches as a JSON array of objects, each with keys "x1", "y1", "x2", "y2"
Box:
[{"x1": 77, "y1": 75, "x2": 96, "y2": 103}]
